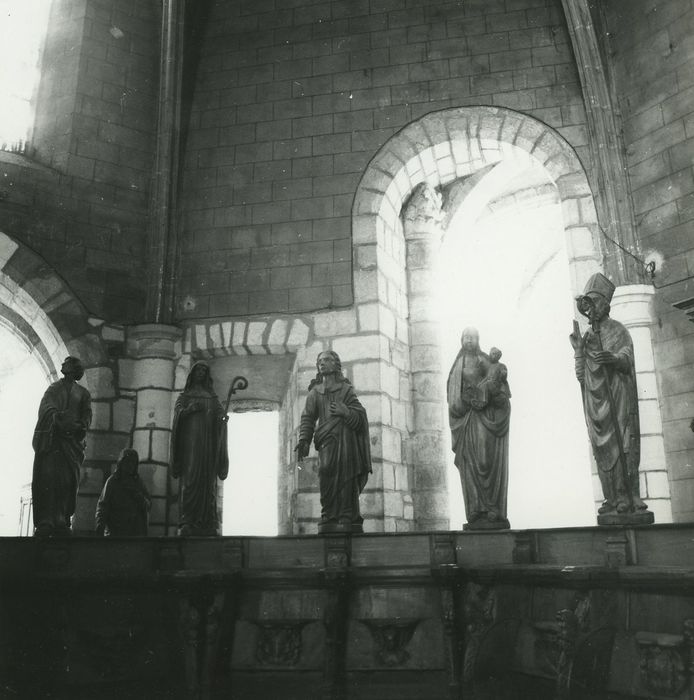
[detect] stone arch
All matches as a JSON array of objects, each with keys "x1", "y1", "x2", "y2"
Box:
[
  {"x1": 351, "y1": 106, "x2": 604, "y2": 530},
  {"x1": 353, "y1": 106, "x2": 602, "y2": 300},
  {"x1": 0, "y1": 231, "x2": 111, "y2": 385},
  {"x1": 0, "y1": 232, "x2": 71, "y2": 381},
  {"x1": 0, "y1": 231, "x2": 117, "y2": 534}
]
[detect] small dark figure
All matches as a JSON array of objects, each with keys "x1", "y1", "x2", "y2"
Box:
[
  {"x1": 170, "y1": 361, "x2": 229, "y2": 536},
  {"x1": 95, "y1": 448, "x2": 150, "y2": 536},
  {"x1": 569, "y1": 272, "x2": 653, "y2": 524},
  {"x1": 32, "y1": 356, "x2": 92, "y2": 537},
  {"x1": 296, "y1": 350, "x2": 372, "y2": 534},
  {"x1": 476, "y1": 347, "x2": 508, "y2": 407},
  {"x1": 447, "y1": 329, "x2": 511, "y2": 530}
]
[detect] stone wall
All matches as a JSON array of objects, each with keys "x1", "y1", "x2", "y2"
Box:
[
  {"x1": 601, "y1": 0, "x2": 694, "y2": 520},
  {"x1": 0, "y1": 0, "x2": 158, "y2": 322},
  {"x1": 180, "y1": 311, "x2": 415, "y2": 534},
  {"x1": 177, "y1": 0, "x2": 589, "y2": 320}
]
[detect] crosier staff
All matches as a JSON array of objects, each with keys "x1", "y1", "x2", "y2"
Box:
[
  {"x1": 223, "y1": 375, "x2": 249, "y2": 415},
  {"x1": 217, "y1": 375, "x2": 248, "y2": 463}
]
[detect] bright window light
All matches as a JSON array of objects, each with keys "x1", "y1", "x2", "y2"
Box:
[
  {"x1": 436, "y1": 191, "x2": 595, "y2": 529},
  {"x1": 223, "y1": 410, "x2": 279, "y2": 536},
  {"x1": 0, "y1": 0, "x2": 51, "y2": 149},
  {"x1": 0, "y1": 325, "x2": 48, "y2": 535}
]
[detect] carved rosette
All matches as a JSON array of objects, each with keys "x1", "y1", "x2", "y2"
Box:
[
  {"x1": 255, "y1": 622, "x2": 305, "y2": 666},
  {"x1": 636, "y1": 622, "x2": 694, "y2": 698},
  {"x1": 362, "y1": 619, "x2": 421, "y2": 667}
]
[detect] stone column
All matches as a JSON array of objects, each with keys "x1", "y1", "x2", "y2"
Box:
[
  {"x1": 611, "y1": 285, "x2": 672, "y2": 522},
  {"x1": 561, "y1": 0, "x2": 642, "y2": 285},
  {"x1": 403, "y1": 183, "x2": 449, "y2": 530},
  {"x1": 146, "y1": 0, "x2": 185, "y2": 323},
  {"x1": 125, "y1": 324, "x2": 182, "y2": 535}
]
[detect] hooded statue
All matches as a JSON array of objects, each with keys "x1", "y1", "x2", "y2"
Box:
[
  {"x1": 170, "y1": 361, "x2": 229, "y2": 536},
  {"x1": 95, "y1": 448, "x2": 150, "y2": 536}
]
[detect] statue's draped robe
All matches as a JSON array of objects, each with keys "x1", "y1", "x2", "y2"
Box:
[
  {"x1": 447, "y1": 351, "x2": 510, "y2": 522},
  {"x1": 32, "y1": 379, "x2": 92, "y2": 532},
  {"x1": 578, "y1": 317, "x2": 640, "y2": 506},
  {"x1": 171, "y1": 388, "x2": 228, "y2": 534},
  {"x1": 299, "y1": 381, "x2": 371, "y2": 524}
]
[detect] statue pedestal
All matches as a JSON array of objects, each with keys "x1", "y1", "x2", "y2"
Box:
[
  {"x1": 597, "y1": 511, "x2": 655, "y2": 527},
  {"x1": 463, "y1": 518, "x2": 511, "y2": 531}
]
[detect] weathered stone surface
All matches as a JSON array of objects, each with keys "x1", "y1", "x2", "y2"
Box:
[
  {"x1": 112, "y1": 397, "x2": 136, "y2": 433},
  {"x1": 135, "y1": 388, "x2": 174, "y2": 429}
]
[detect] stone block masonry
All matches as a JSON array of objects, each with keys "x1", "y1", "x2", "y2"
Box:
[
  {"x1": 0, "y1": 0, "x2": 159, "y2": 324},
  {"x1": 177, "y1": 0, "x2": 588, "y2": 321},
  {"x1": 602, "y1": 0, "x2": 694, "y2": 521}
]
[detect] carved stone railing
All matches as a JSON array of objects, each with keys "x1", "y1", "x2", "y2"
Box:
[{"x1": 2, "y1": 527, "x2": 694, "y2": 698}]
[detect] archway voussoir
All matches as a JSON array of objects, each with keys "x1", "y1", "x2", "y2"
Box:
[
  {"x1": 561, "y1": 197, "x2": 581, "y2": 228},
  {"x1": 353, "y1": 213, "x2": 381, "y2": 245},
  {"x1": 578, "y1": 196, "x2": 599, "y2": 225},
  {"x1": 371, "y1": 148, "x2": 405, "y2": 179},
  {"x1": 287, "y1": 318, "x2": 310, "y2": 349},
  {"x1": 543, "y1": 151, "x2": 578, "y2": 182},
  {"x1": 246, "y1": 321, "x2": 269, "y2": 354},
  {"x1": 499, "y1": 114, "x2": 524, "y2": 145},
  {"x1": 405, "y1": 155, "x2": 424, "y2": 184},
  {"x1": 418, "y1": 148, "x2": 438, "y2": 180},
  {"x1": 478, "y1": 115, "x2": 505, "y2": 143},
  {"x1": 421, "y1": 111, "x2": 451, "y2": 147},
  {"x1": 355, "y1": 188, "x2": 386, "y2": 216},
  {"x1": 557, "y1": 172, "x2": 592, "y2": 199},
  {"x1": 403, "y1": 122, "x2": 434, "y2": 153},
  {"x1": 436, "y1": 154, "x2": 456, "y2": 184},
  {"x1": 445, "y1": 120, "x2": 470, "y2": 147},
  {"x1": 358, "y1": 166, "x2": 390, "y2": 194},
  {"x1": 393, "y1": 167, "x2": 413, "y2": 203},
  {"x1": 513, "y1": 119, "x2": 548, "y2": 153}
]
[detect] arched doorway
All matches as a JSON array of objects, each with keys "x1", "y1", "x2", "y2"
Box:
[
  {"x1": 436, "y1": 154, "x2": 593, "y2": 528},
  {"x1": 352, "y1": 106, "x2": 605, "y2": 529}
]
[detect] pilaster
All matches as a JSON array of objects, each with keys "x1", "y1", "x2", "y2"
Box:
[
  {"x1": 126, "y1": 323, "x2": 182, "y2": 535},
  {"x1": 404, "y1": 183, "x2": 449, "y2": 530},
  {"x1": 611, "y1": 285, "x2": 671, "y2": 522}
]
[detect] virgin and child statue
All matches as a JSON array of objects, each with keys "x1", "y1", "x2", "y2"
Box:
[{"x1": 447, "y1": 328, "x2": 511, "y2": 530}]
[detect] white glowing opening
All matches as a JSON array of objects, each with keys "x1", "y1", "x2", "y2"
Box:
[
  {"x1": 223, "y1": 410, "x2": 279, "y2": 536},
  {"x1": 0, "y1": 325, "x2": 47, "y2": 535},
  {"x1": 434, "y1": 169, "x2": 595, "y2": 529},
  {"x1": 0, "y1": 0, "x2": 51, "y2": 147}
]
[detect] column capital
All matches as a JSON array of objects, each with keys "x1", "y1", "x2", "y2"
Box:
[
  {"x1": 127, "y1": 323, "x2": 182, "y2": 360},
  {"x1": 403, "y1": 182, "x2": 444, "y2": 241},
  {"x1": 611, "y1": 285, "x2": 655, "y2": 327}
]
